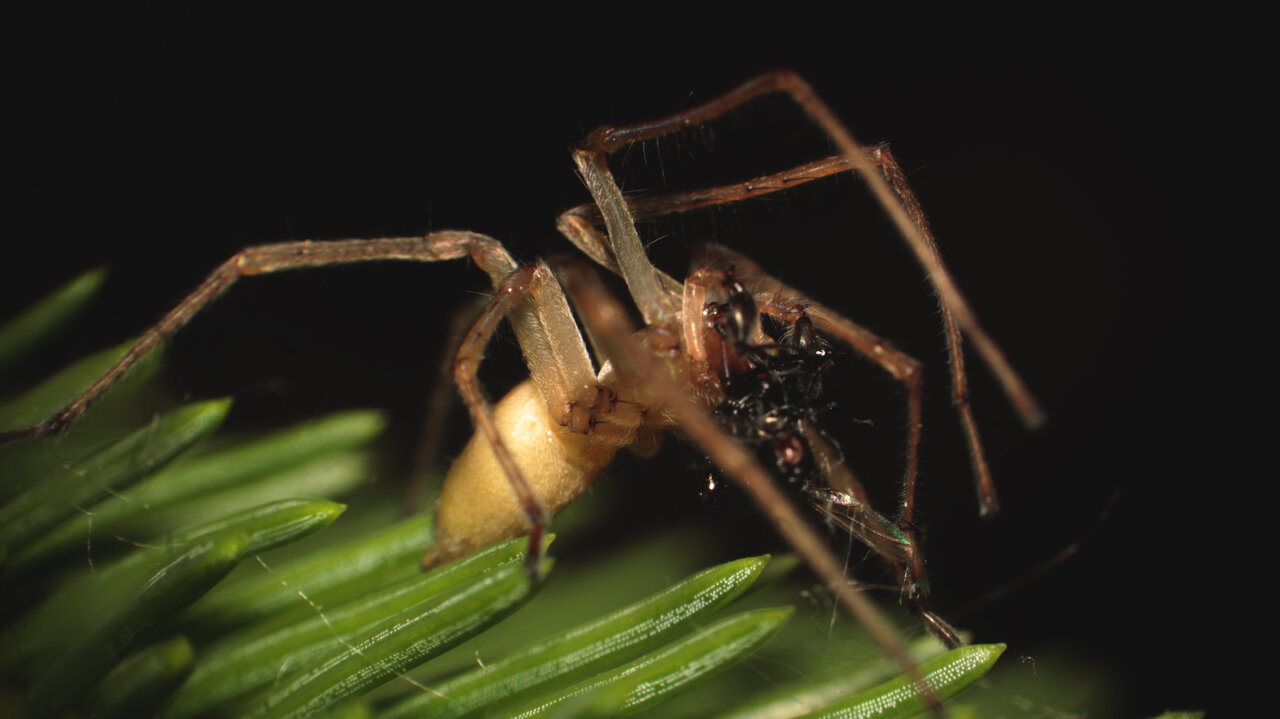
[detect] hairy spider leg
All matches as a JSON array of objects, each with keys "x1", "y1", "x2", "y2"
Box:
[{"x1": 0, "y1": 234, "x2": 531, "y2": 440}]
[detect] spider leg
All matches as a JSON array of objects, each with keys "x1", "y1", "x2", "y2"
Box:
[
  {"x1": 866, "y1": 143, "x2": 1044, "y2": 429},
  {"x1": 555, "y1": 155, "x2": 852, "y2": 289},
  {"x1": 0, "y1": 232, "x2": 599, "y2": 448},
  {"x1": 444, "y1": 265, "x2": 553, "y2": 577},
  {"x1": 555, "y1": 261, "x2": 946, "y2": 716},
  {"x1": 569, "y1": 148, "x2": 682, "y2": 326},
  {"x1": 559, "y1": 155, "x2": 854, "y2": 242}
]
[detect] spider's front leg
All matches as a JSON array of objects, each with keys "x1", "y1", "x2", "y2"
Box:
[{"x1": 0, "y1": 232, "x2": 523, "y2": 447}]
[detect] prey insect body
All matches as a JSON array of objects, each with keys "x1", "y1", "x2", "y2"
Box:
[
  {"x1": 707, "y1": 271, "x2": 839, "y2": 487},
  {"x1": 1, "y1": 72, "x2": 1044, "y2": 706},
  {"x1": 699, "y1": 272, "x2": 930, "y2": 607}
]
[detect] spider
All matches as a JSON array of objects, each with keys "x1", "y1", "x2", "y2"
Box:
[{"x1": 0, "y1": 71, "x2": 1043, "y2": 703}]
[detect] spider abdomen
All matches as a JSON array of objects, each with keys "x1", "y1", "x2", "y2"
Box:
[{"x1": 425, "y1": 379, "x2": 618, "y2": 566}]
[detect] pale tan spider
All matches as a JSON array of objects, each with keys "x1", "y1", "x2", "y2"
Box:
[{"x1": 0, "y1": 72, "x2": 1043, "y2": 701}]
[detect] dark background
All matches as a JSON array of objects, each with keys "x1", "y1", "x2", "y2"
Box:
[{"x1": 2, "y1": 7, "x2": 1248, "y2": 717}]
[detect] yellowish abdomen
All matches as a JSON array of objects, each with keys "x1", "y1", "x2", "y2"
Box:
[{"x1": 426, "y1": 379, "x2": 617, "y2": 565}]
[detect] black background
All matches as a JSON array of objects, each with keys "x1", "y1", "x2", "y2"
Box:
[{"x1": 2, "y1": 7, "x2": 1251, "y2": 717}]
